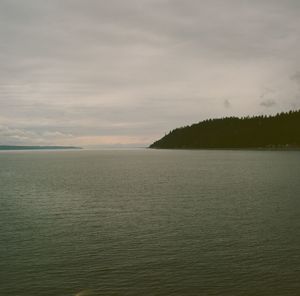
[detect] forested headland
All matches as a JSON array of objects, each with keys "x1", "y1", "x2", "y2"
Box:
[{"x1": 150, "y1": 110, "x2": 300, "y2": 149}]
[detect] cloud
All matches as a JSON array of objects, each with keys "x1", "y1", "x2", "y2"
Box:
[
  {"x1": 0, "y1": 125, "x2": 74, "y2": 145},
  {"x1": 224, "y1": 99, "x2": 231, "y2": 109},
  {"x1": 0, "y1": 0, "x2": 300, "y2": 146},
  {"x1": 260, "y1": 99, "x2": 277, "y2": 108},
  {"x1": 66, "y1": 135, "x2": 153, "y2": 147},
  {"x1": 0, "y1": 125, "x2": 39, "y2": 145},
  {"x1": 291, "y1": 71, "x2": 300, "y2": 90}
]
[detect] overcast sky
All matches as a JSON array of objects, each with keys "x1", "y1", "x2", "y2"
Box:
[{"x1": 1, "y1": 0, "x2": 300, "y2": 147}]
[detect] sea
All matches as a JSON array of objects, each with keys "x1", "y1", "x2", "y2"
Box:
[{"x1": 0, "y1": 149, "x2": 299, "y2": 296}]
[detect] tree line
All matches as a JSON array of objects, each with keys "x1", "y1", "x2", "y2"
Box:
[{"x1": 150, "y1": 110, "x2": 300, "y2": 149}]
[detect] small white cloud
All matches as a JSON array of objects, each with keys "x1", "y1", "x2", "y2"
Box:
[
  {"x1": 291, "y1": 71, "x2": 300, "y2": 84},
  {"x1": 43, "y1": 131, "x2": 73, "y2": 138},
  {"x1": 224, "y1": 99, "x2": 231, "y2": 108},
  {"x1": 260, "y1": 99, "x2": 276, "y2": 108}
]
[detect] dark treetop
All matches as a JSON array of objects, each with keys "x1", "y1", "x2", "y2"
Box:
[{"x1": 150, "y1": 110, "x2": 300, "y2": 149}]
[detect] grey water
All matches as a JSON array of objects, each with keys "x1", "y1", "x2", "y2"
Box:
[{"x1": 0, "y1": 149, "x2": 299, "y2": 296}]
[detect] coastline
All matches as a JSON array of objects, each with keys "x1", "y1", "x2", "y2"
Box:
[
  {"x1": 0, "y1": 145, "x2": 82, "y2": 151},
  {"x1": 148, "y1": 146, "x2": 300, "y2": 151}
]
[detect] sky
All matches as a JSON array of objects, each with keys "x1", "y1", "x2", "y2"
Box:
[{"x1": 0, "y1": 0, "x2": 300, "y2": 147}]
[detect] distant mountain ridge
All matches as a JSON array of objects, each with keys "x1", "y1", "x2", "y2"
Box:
[
  {"x1": 150, "y1": 110, "x2": 300, "y2": 149},
  {"x1": 0, "y1": 146, "x2": 82, "y2": 150}
]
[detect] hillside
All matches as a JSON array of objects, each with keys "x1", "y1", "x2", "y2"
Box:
[{"x1": 150, "y1": 110, "x2": 300, "y2": 149}]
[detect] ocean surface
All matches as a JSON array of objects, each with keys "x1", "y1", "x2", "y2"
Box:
[{"x1": 0, "y1": 149, "x2": 299, "y2": 296}]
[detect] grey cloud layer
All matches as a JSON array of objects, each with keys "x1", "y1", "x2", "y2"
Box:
[{"x1": 1, "y1": 0, "x2": 300, "y2": 146}]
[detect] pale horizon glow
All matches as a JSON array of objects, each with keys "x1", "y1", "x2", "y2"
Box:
[{"x1": 0, "y1": 0, "x2": 300, "y2": 147}]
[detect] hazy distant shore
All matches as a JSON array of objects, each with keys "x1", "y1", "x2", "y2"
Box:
[{"x1": 0, "y1": 145, "x2": 82, "y2": 151}]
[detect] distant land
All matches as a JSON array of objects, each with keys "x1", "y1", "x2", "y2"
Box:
[
  {"x1": 150, "y1": 110, "x2": 300, "y2": 149},
  {"x1": 0, "y1": 146, "x2": 82, "y2": 150}
]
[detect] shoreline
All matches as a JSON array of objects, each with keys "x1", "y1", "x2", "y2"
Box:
[
  {"x1": 149, "y1": 147, "x2": 300, "y2": 151},
  {"x1": 0, "y1": 146, "x2": 82, "y2": 151}
]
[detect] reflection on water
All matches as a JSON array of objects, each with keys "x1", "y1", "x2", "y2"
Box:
[
  {"x1": 0, "y1": 149, "x2": 299, "y2": 296},
  {"x1": 75, "y1": 290, "x2": 95, "y2": 296}
]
